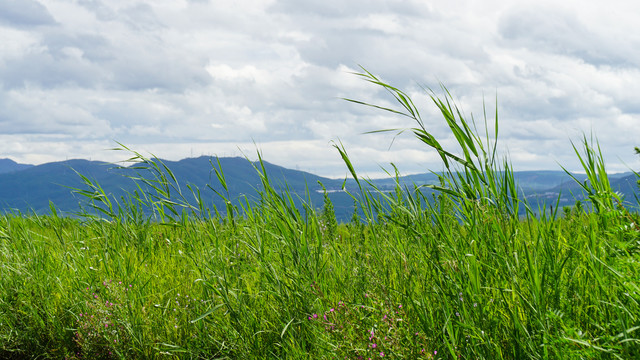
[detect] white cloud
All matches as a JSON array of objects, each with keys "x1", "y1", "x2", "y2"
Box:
[{"x1": 0, "y1": 0, "x2": 638, "y2": 178}]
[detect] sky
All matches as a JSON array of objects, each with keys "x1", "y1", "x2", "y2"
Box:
[{"x1": 1, "y1": 0, "x2": 639, "y2": 178}]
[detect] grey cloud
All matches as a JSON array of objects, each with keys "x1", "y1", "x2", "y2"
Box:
[
  {"x1": 0, "y1": 30, "x2": 113, "y2": 88},
  {"x1": 0, "y1": 25, "x2": 211, "y2": 92},
  {"x1": 0, "y1": 51, "x2": 103, "y2": 89},
  {"x1": 76, "y1": 2, "x2": 163, "y2": 30},
  {"x1": 0, "y1": 0, "x2": 56, "y2": 27},
  {"x1": 498, "y1": 6, "x2": 634, "y2": 67},
  {"x1": 0, "y1": 95, "x2": 109, "y2": 138},
  {"x1": 270, "y1": 4, "x2": 489, "y2": 93},
  {"x1": 76, "y1": 0, "x2": 118, "y2": 22},
  {"x1": 499, "y1": 8, "x2": 591, "y2": 54},
  {"x1": 268, "y1": 0, "x2": 432, "y2": 18},
  {"x1": 268, "y1": 0, "x2": 364, "y2": 18},
  {"x1": 0, "y1": 53, "x2": 211, "y2": 92},
  {"x1": 109, "y1": 54, "x2": 212, "y2": 92},
  {"x1": 41, "y1": 32, "x2": 114, "y2": 62},
  {"x1": 616, "y1": 100, "x2": 640, "y2": 115},
  {"x1": 118, "y1": 3, "x2": 164, "y2": 31}
]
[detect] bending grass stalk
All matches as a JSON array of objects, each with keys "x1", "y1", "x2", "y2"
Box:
[
  {"x1": 560, "y1": 134, "x2": 621, "y2": 214},
  {"x1": 342, "y1": 66, "x2": 521, "y2": 221}
]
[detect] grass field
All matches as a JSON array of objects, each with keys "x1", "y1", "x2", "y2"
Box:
[{"x1": 1, "y1": 72, "x2": 639, "y2": 359}]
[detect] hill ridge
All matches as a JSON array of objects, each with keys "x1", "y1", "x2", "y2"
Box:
[{"x1": 0, "y1": 156, "x2": 637, "y2": 219}]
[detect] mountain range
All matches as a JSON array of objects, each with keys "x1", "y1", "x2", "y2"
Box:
[{"x1": 0, "y1": 156, "x2": 637, "y2": 221}]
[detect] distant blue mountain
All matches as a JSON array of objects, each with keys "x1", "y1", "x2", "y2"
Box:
[
  {"x1": 0, "y1": 156, "x2": 636, "y2": 219},
  {"x1": 0, "y1": 157, "x2": 343, "y2": 216}
]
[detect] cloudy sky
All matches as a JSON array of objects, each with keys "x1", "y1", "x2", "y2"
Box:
[{"x1": 1, "y1": 0, "x2": 639, "y2": 178}]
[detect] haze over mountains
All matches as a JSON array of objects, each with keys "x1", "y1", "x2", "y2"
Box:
[{"x1": 0, "y1": 157, "x2": 637, "y2": 221}]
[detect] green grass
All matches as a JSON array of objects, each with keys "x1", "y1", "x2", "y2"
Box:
[{"x1": 1, "y1": 71, "x2": 639, "y2": 359}]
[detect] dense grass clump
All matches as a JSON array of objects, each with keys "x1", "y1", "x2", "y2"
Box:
[{"x1": 1, "y1": 71, "x2": 639, "y2": 359}]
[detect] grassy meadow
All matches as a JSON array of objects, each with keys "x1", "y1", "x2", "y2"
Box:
[{"x1": 1, "y1": 71, "x2": 639, "y2": 359}]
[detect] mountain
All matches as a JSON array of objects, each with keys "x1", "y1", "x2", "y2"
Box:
[
  {"x1": 0, "y1": 157, "x2": 345, "y2": 217},
  {"x1": 539, "y1": 172, "x2": 640, "y2": 208},
  {"x1": 0, "y1": 158, "x2": 33, "y2": 174},
  {"x1": 0, "y1": 159, "x2": 123, "y2": 213},
  {"x1": 0, "y1": 156, "x2": 637, "y2": 220}
]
